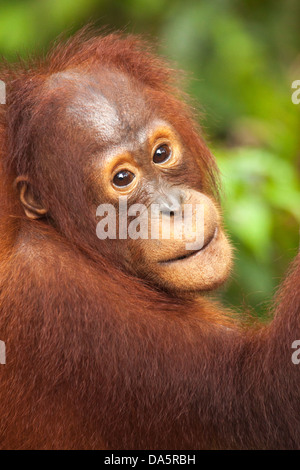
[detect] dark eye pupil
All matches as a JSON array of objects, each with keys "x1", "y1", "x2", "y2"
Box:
[
  {"x1": 153, "y1": 144, "x2": 171, "y2": 164},
  {"x1": 113, "y1": 170, "x2": 135, "y2": 188}
]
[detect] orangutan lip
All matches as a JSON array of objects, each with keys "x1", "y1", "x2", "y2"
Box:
[
  {"x1": 159, "y1": 227, "x2": 218, "y2": 265},
  {"x1": 160, "y1": 249, "x2": 201, "y2": 264}
]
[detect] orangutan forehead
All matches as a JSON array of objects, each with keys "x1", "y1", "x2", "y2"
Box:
[
  {"x1": 47, "y1": 69, "x2": 151, "y2": 144},
  {"x1": 68, "y1": 90, "x2": 121, "y2": 142}
]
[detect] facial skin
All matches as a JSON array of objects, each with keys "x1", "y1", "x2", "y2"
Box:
[{"x1": 17, "y1": 67, "x2": 233, "y2": 292}]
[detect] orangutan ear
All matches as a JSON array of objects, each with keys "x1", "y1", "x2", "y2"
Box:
[{"x1": 14, "y1": 176, "x2": 48, "y2": 220}]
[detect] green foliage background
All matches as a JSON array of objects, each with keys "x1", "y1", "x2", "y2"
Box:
[{"x1": 0, "y1": 0, "x2": 299, "y2": 315}]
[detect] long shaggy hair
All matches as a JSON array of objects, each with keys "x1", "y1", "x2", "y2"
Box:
[{"x1": 0, "y1": 29, "x2": 299, "y2": 450}]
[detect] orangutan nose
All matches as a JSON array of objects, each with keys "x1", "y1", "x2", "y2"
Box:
[{"x1": 156, "y1": 188, "x2": 185, "y2": 217}]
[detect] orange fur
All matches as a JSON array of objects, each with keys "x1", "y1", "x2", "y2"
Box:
[{"x1": 0, "y1": 30, "x2": 299, "y2": 450}]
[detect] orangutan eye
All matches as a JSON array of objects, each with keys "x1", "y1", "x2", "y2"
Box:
[
  {"x1": 153, "y1": 144, "x2": 172, "y2": 164},
  {"x1": 112, "y1": 170, "x2": 135, "y2": 188}
]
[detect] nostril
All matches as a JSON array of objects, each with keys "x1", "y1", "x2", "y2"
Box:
[
  {"x1": 159, "y1": 206, "x2": 179, "y2": 217},
  {"x1": 156, "y1": 191, "x2": 183, "y2": 216},
  {"x1": 160, "y1": 207, "x2": 175, "y2": 217}
]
